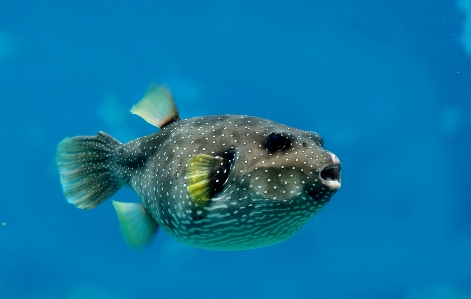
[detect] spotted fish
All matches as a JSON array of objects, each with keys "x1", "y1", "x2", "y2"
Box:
[{"x1": 56, "y1": 85, "x2": 341, "y2": 250}]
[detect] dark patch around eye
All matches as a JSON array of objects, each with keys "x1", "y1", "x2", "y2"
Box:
[{"x1": 265, "y1": 133, "x2": 292, "y2": 152}]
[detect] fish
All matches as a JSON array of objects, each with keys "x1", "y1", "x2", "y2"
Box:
[{"x1": 56, "y1": 85, "x2": 341, "y2": 250}]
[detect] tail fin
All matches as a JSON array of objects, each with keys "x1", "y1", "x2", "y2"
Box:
[{"x1": 56, "y1": 131, "x2": 122, "y2": 209}]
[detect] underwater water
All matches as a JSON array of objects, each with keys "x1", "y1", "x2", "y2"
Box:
[{"x1": 1, "y1": 1, "x2": 471, "y2": 298}]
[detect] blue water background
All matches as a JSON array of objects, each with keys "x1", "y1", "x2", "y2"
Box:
[{"x1": 1, "y1": 1, "x2": 470, "y2": 298}]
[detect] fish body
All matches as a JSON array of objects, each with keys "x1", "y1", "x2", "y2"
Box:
[{"x1": 57, "y1": 85, "x2": 341, "y2": 250}]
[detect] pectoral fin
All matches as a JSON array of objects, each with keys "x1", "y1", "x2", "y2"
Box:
[
  {"x1": 186, "y1": 154, "x2": 232, "y2": 206},
  {"x1": 112, "y1": 201, "x2": 158, "y2": 249}
]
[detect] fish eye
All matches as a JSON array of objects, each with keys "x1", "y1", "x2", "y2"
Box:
[{"x1": 265, "y1": 133, "x2": 292, "y2": 152}]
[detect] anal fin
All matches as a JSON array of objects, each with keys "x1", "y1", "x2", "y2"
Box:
[{"x1": 112, "y1": 201, "x2": 158, "y2": 249}]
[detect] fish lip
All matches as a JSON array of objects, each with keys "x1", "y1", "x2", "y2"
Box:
[{"x1": 320, "y1": 152, "x2": 341, "y2": 190}]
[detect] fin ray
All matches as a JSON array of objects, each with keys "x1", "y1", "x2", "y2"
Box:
[
  {"x1": 186, "y1": 154, "x2": 231, "y2": 206},
  {"x1": 56, "y1": 131, "x2": 122, "y2": 209}
]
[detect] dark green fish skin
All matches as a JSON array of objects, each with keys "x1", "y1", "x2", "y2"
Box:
[
  {"x1": 79, "y1": 116, "x2": 337, "y2": 249},
  {"x1": 57, "y1": 87, "x2": 341, "y2": 250}
]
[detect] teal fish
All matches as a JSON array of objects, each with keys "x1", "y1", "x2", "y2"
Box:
[{"x1": 57, "y1": 85, "x2": 341, "y2": 250}]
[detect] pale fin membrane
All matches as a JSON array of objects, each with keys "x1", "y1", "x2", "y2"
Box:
[
  {"x1": 112, "y1": 201, "x2": 158, "y2": 249},
  {"x1": 130, "y1": 85, "x2": 179, "y2": 128},
  {"x1": 56, "y1": 131, "x2": 122, "y2": 209}
]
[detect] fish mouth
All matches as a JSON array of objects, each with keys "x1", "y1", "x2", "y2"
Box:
[{"x1": 320, "y1": 152, "x2": 341, "y2": 190}]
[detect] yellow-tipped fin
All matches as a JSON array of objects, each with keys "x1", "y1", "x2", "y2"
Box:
[
  {"x1": 130, "y1": 85, "x2": 179, "y2": 128},
  {"x1": 186, "y1": 154, "x2": 231, "y2": 206},
  {"x1": 112, "y1": 201, "x2": 158, "y2": 249}
]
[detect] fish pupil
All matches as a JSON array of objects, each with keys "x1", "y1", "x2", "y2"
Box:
[{"x1": 265, "y1": 133, "x2": 291, "y2": 152}]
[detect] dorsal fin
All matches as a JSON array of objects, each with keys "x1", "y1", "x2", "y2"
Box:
[{"x1": 130, "y1": 85, "x2": 179, "y2": 128}]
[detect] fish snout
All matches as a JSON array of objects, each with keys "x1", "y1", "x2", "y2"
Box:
[{"x1": 320, "y1": 152, "x2": 341, "y2": 190}]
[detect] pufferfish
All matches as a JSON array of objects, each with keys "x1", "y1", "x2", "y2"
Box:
[{"x1": 56, "y1": 85, "x2": 341, "y2": 250}]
